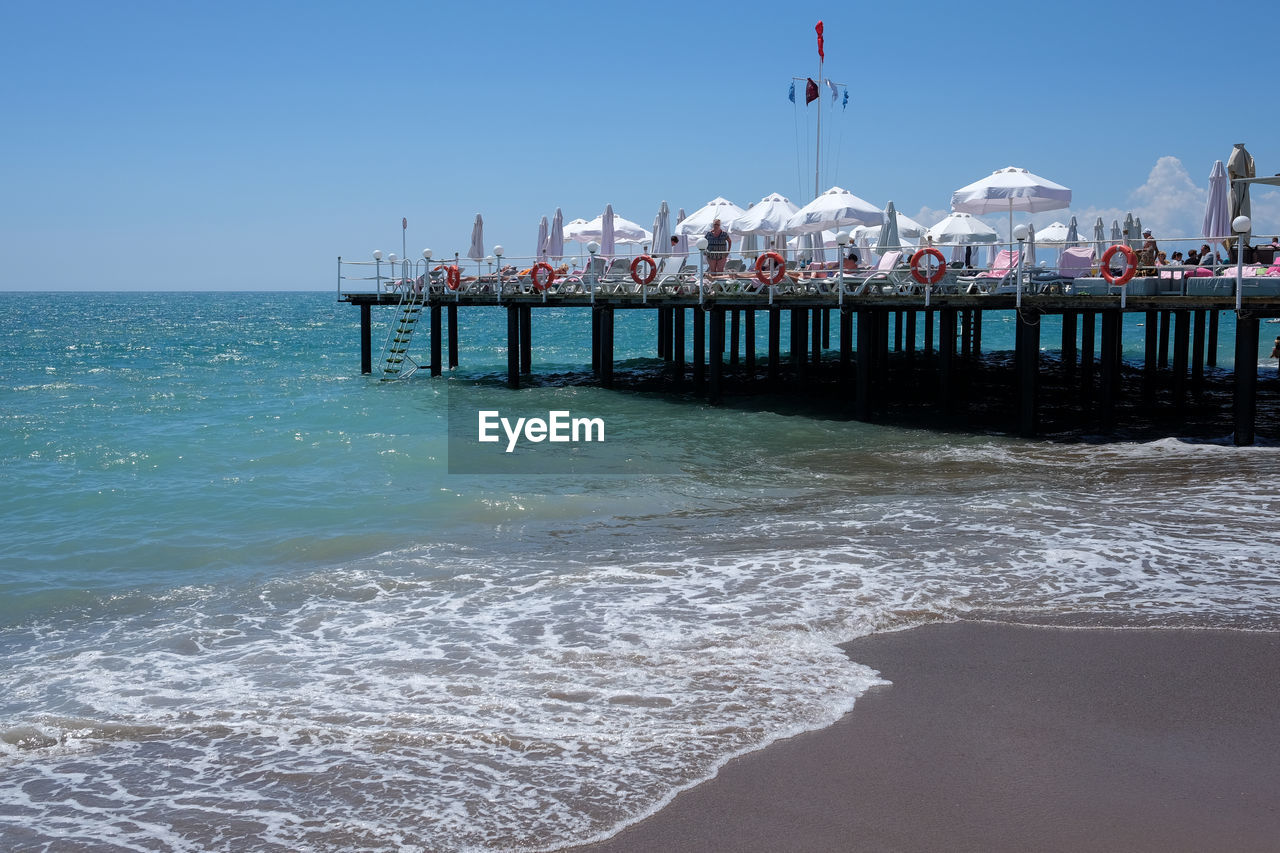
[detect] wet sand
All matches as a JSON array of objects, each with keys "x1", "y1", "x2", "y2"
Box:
[{"x1": 570, "y1": 621, "x2": 1280, "y2": 853}]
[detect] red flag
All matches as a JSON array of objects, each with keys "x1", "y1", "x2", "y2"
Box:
[
  {"x1": 815, "y1": 20, "x2": 824, "y2": 61},
  {"x1": 805, "y1": 77, "x2": 818, "y2": 105}
]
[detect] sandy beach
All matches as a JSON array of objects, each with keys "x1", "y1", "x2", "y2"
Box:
[{"x1": 571, "y1": 621, "x2": 1280, "y2": 853}]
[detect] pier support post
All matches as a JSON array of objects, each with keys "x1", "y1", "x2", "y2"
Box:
[
  {"x1": 673, "y1": 307, "x2": 686, "y2": 386},
  {"x1": 601, "y1": 306, "x2": 615, "y2": 389},
  {"x1": 812, "y1": 308, "x2": 822, "y2": 366},
  {"x1": 1017, "y1": 309, "x2": 1040, "y2": 438},
  {"x1": 360, "y1": 304, "x2": 372, "y2": 374},
  {"x1": 1172, "y1": 310, "x2": 1190, "y2": 405},
  {"x1": 1192, "y1": 310, "x2": 1206, "y2": 394},
  {"x1": 1062, "y1": 311, "x2": 1077, "y2": 373},
  {"x1": 768, "y1": 307, "x2": 780, "y2": 387},
  {"x1": 520, "y1": 305, "x2": 531, "y2": 374},
  {"x1": 730, "y1": 309, "x2": 741, "y2": 367},
  {"x1": 1158, "y1": 310, "x2": 1171, "y2": 369},
  {"x1": 823, "y1": 308, "x2": 831, "y2": 350},
  {"x1": 939, "y1": 308, "x2": 957, "y2": 410},
  {"x1": 905, "y1": 311, "x2": 917, "y2": 356},
  {"x1": 1233, "y1": 314, "x2": 1259, "y2": 446},
  {"x1": 710, "y1": 306, "x2": 724, "y2": 403},
  {"x1": 448, "y1": 305, "x2": 458, "y2": 368},
  {"x1": 1081, "y1": 310, "x2": 1096, "y2": 408},
  {"x1": 1208, "y1": 310, "x2": 1219, "y2": 367},
  {"x1": 924, "y1": 309, "x2": 934, "y2": 355},
  {"x1": 593, "y1": 306, "x2": 604, "y2": 371},
  {"x1": 840, "y1": 307, "x2": 853, "y2": 393},
  {"x1": 1143, "y1": 310, "x2": 1158, "y2": 398},
  {"x1": 791, "y1": 308, "x2": 806, "y2": 373},
  {"x1": 693, "y1": 306, "x2": 705, "y2": 393},
  {"x1": 1100, "y1": 310, "x2": 1121, "y2": 430},
  {"x1": 972, "y1": 310, "x2": 982, "y2": 358},
  {"x1": 506, "y1": 305, "x2": 520, "y2": 390},
  {"x1": 431, "y1": 304, "x2": 442, "y2": 377},
  {"x1": 657, "y1": 307, "x2": 667, "y2": 360},
  {"x1": 745, "y1": 310, "x2": 756, "y2": 371},
  {"x1": 855, "y1": 309, "x2": 871, "y2": 420},
  {"x1": 960, "y1": 310, "x2": 971, "y2": 359}
]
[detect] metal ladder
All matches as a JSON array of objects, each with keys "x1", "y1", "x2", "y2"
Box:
[{"x1": 379, "y1": 288, "x2": 424, "y2": 381}]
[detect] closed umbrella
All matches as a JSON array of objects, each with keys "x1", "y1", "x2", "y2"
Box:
[
  {"x1": 951, "y1": 166, "x2": 1072, "y2": 243},
  {"x1": 1228, "y1": 143, "x2": 1255, "y2": 242},
  {"x1": 651, "y1": 200, "x2": 671, "y2": 256},
  {"x1": 674, "y1": 208, "x2": 689, "y2": 255},
  {"x1": 1111, "y1": 220, "x2": 1122, "y2": 245},
  {"x1": 877, "y1": 200, "x2": 902, "y2": 256},
  {"x1": 1093, "y1": 216, "x2": 1106, "y2": 259},
  {"x1": 467, "y1": 213, "x2": 484, "y2": 260},
  {"x1": 600, "y1": 204, "x2": 616, "y2": 259},
  {"x1": 1203, "y1": 159, "x2": 1230, "y2": 249},
  {"x1": 783, "y1": 186, "x2": 882, "y2": 234},
  {"x1": 1025, "y1": 222, "x2": 1037, "y2": 267},
  {"x1": 886, "y1": 207, "x2": 929, "y2": 239},
  {"x1": 1066, "y1": 216, "x2": 1080, "y2": 245},
  {"x1": 547, "y1": 208, "x2": 565, "y2": 261},
  {"x1": 1123, "y1": 212, "x2": 1136, "y2": 248},
  {"x1": 536, "y1": 216, "x2": 549, "y2": 263}
]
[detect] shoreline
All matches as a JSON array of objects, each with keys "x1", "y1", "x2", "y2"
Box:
[{"x1": 567, "y1": 620, "x2": 1280, "y2": 853}]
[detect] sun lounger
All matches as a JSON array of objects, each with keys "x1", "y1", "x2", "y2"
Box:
[{"x1": 847, "y1": 251, "x2": 905, "y2": 295}]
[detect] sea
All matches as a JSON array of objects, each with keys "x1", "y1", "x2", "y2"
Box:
[{"x1": 3, "y1": 290, "x2": 1279, "y2": 852}]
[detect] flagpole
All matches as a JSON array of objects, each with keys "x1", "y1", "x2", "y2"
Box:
[{"x1": 814, "y1": 57, "x2": 822, "y2": 200}]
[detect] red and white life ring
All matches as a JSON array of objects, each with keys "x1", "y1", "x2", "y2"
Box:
[
  {"x1": 910, "y1": 247, "x2": 947, "y2": 285},
  {"x1": 531, "y1": 262, "x2": 556, "y2": 291},
  {"x1": 1100, "y1": 245, "x2": 1137, "y2": 286},
  {"x1": 755, "y1": 251, "x2": 786, "y2": 286},
  {"x1": 630, "y1": 255, "x2": 657, "y2": 286},
  {"x1": 446, "y1": 265, "x2": 461, "y2": 290}
]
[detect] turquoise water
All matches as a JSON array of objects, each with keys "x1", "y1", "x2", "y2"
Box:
[{"x1": 2, "y1": 292, "x2": 1279, "y2": 852}]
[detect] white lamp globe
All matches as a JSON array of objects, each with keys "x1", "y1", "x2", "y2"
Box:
[
  {"x1": 388, "y1": 253, "x2": 398, "y2": 264},
  {"x1": 1012, "y1": 224, "x2": 1029, "y2": 241},
  {"x1": 373, "y1": 250, "x2": 383, "y2": 261},
  {"x1": 696, "y1": 237, "x2": 709, "y2": 251},
  {"x1": 493, "y1": 245, "x2": 504, "y2": 257},
  {"x1": 587, "y1": 241, "x2": 600, "y2": 254},
  {"x1": 1233, "y1": 215, "x2": 1252, "y2": 233},
  {"x1": 422, "y1": 249, "x2": 432, "y2": 260},
  {"x1": 836, "y1": 231, "x2": 850, "y2": 246}
]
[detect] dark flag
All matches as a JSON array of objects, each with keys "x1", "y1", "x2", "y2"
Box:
[
  {"x1": 788, "y1": 82, "x2": 795, "y2": 103},
  {"x1": 805, "y1": 77, "x2": 818, "y2": 105},
  {"x1": 816, "y1": 21, "x2": 824, "y2": 60}
]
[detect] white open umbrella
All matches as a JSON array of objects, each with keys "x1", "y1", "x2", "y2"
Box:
[
  {"x1": 1035, "y1": 221, "x2": 1073, "y2": 246},
  {"x1": 951, "y1": 166, "x2": 1072, "y2": 241},
  {"x1": 886, "y1": 207, "x2": 929, "y2": 239},
  {"x1": 675, "y1": 197, "x2": 747, "y2": 237},
  {"x1": 568, "y1": 212, "x2": 650, "y2": 244},
  {"x1": 1203, "y1": 159, "x2": 1230, "y2": 248},
  {"x1": 564, "y1": 218, "x2": 591, "y2": 242},
  {"x1": 536, "y1": 216, "x2": 549, "y2": 263},
  {"x1": 547, "y1": 208, "x2": 564, "y2": 260},
  {"x1": 730, "y1": 192, "x2": 800, "y2": 235},
  {"x1": 924, "y1": 212, "x2": 999, "y2": 245},
  {"x1": 467, "y1": 213, "x2": 484, "y2": 260},
  {"x1": 783, "y1": 186, "x2": 882, "y2": 234}
]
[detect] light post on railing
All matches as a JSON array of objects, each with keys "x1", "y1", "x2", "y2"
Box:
[
  {"x1": 696, "y1": 237, "x2": 709, "y2": 304},
  {"x1": 373, "y1": 249, "x2": 383, "y2": 292},
  {"x1": 1234, "y1": 214, "x2": 1252, "y2": 313},
  {"x1": 836, "y1": 231, "x2": 850, "y2": 307},
  {"x1": 587, "y1": 241, "x2": 600, "y2": 301},
  {"x1": 494, "y1": 245, "x2": 505, "y2": 301},
  {"x1": 1012, "y1": 224, "x2": 1028, "y2": 309}
]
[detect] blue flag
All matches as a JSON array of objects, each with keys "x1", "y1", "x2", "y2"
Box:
[
  {"x1": 842, "y1": 88, "x2": 848, "y2": 109},
  {"x1": 788, "y1": 82, "x2": 795, "y2": 103}
]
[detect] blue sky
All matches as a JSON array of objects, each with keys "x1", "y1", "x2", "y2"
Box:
[{"x1": 3, "y1": 0, "x2": 1277, "y2": 290}]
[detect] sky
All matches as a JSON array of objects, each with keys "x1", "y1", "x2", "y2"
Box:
[{"x1": 3, "y1": 0, "x2": 1278, "y2": 291}]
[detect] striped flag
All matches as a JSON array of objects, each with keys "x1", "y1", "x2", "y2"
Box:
[{"x1": 816, "y1": 21, "x2": 824, "y2": 60}]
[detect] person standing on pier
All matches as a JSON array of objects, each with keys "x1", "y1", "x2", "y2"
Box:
[{"x1": 705, "y1": 219, "x2": 731, "y2": 274}]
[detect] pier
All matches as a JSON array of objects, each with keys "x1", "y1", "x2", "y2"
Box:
[{"x1": 341, "y1": 278, "x2": 1280, "y2": 446}]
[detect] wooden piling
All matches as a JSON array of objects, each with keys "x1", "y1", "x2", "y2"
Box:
[
  {"x1": 601, "y1": 306, "x2": 615, "y2": 389},
  {"x1": 855, "y1": 309, "x2": 871, "y2": 419},
  {"x1": 519, "y1": 305, "x2": 531, "y2": 374},
  {"x1": 447, "y1": 305, "x2": 458, "y2": 369},
  {"x1": 431, "y1": 304, "x2": 442, "y2": 377},
  {"x1": 768, "y1": 307, "x2": 780, "y2": 387},
  {"x1": 1172, "y1": 310, "x2": 1190, "y2": 404},
  {"x1": 710, "y1": 306, "x2": 724, "y2": 403},
  {"x1": 360, "y1": 304, "x2": 372, "y2": 374},
  {"x1": 1158, "y1": 310, "x2": 1171, "y2": 369},
  {"x1": 1017, "y1": 309, "x2": 1040, "y2": 438},
  {"x1": 1233, "y1": 314, "x2": 1258, "y2": 446},
  {"x1": 693, "y1": 306, "x2": 705, "y2": 393},
  {"x1": 1208, "y1": 310, "x2": 1219, "y2": 367},
  {"x1": 730, "y1": 309, "x2": 740, "y2": 367},
  {"x1": 1062, "y1": 310, "x2": 1077, "y2": 372},
  {"x1": 506, "y1": 305, "x2": 520, "y2": 390},
  {"x1": 1191, "y1": 310, "x2": 1206, "y2": 393},
  {"x1": 745, "y1": 310, "x2": 756, "y2": 371},
  {"x1": 673, "y1": 307, "x2": 685, "y2": 386}
]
